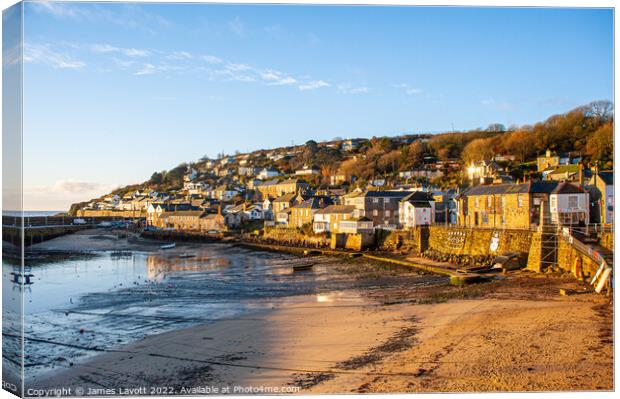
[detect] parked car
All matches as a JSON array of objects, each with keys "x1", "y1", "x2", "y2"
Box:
[
  {"x1": 97, "y1": 221, "x2": 112, "y2": 228},
  {"x1": 72, "y1": 218, "x2": 87, "y2": 225}
]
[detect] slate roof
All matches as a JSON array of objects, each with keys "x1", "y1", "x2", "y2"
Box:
[
  {"x1": 461, "y1": 181, "x2": 564, "y2": 196},
  {"x1": 314, "y1": 205, "x2": 356, "y2": 215}
]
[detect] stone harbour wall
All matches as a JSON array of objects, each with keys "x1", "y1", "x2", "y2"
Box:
[
  {"x1": 263, "y1": 226, "x2": 330, "y2": 248},
  {"x1": 556, "y1": 238, "x2": 601, "y2": 279},
  {"x1": 427, "y1": 226, "x2": 532, "y2": 257}
]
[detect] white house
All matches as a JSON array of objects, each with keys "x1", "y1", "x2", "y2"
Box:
[
  {"x1": 398, "y1": 192, "x2": 435, "y2": 228},
  {"x1": 258, "y1": 168, "x2": 281, "y2": 180},
  {"x1": 295, "y1": 165, "x2": 320, "y2": 176},
  {"x1": 549, "y1": 182, "x2": 589, "y2": 225}
]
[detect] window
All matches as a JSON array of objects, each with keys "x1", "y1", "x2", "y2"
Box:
[
  {"x1": 482, "y1": 212, "x2": 489, "y2": 224},
  {"x1": 385, "y1": 210, "x2": 391, "y2": 217},
  {"x1": 568, "y1": 196, "x2": 578, "y2": 209},
  {"x1": 487, "y1": 196, "x2": 492, "y2": 208},
  {"x1": 517, "y1": 195, "x2": 523, "y2": 208},
  {"x1": 373, "y1": 198, "x2": 379, "y2": 203},
  {"x1": 373, "y1": 209, "x2": 379, "y2": 216},
  {"x1": 474, "y1": 198, "x2": 479, "y2": 208}
]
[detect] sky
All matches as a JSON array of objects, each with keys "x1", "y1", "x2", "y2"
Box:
[{"x1": 12, "y1": 1, "x2": 615, "y2": 210}]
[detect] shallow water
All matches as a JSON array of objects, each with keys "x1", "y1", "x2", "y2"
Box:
[
  {"x1": 2, "y1": 243, "x2": 440, "y2": 381},
  {"x1": 3, "y1": 244, "x2": 392, "y2": 377}
]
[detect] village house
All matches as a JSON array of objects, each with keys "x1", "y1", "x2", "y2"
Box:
[
  {"x1": 544, "y1": 164, "x2": 589, "y2": 184},
  {"x1": 312, "y1": 205, "x2": 356, "y2": 234},
  {"x1": 549, "y1": 183, "x2": 589, "y2": 225},
  {"x1": 206, "y1": 185, "x2": 240, "y2": 202},
  {"x1": 587, "y1": 170, "x2": 614, "y2": 225},
  {"x1": 257, "y1": 167, "x2": 281, "y2": 180},
  {"x1": 289, "y1": 196, "x2": 333, "y2": 228},
  {"x1": 457, "y1": 181, "x2": 589, "y2": 229},
  {"x1": 256, "y1": 179, "x2": 309, "y2": 201},
  {"x1": 238, "y1": 166, "x2": 259, "y2": 176},
  {"x1": 344, "y1": 190, "x2": 411, "y2": 229},
  {"x1": 272, "y1": 192, "x2": 305, "y2": 213},
  {"x1": 340, "y1": 139, "x2": 361, "y2": 152},
  {"x1": 275, "y1": 208, "x2": 292, "y2": 225},
  {"x1": 330, "y1": 174, "x2": 347, "y2": 185},
  {"x1": 398, "y1": 192, "x2": 435, "y2": 228},
  {"x1": 295, "y1": 164, "x2": 320, "y2": 176},
  {"x1": 183, "y1": 181, "x2": 208, "y2": 196},
  {"x1": 338, "y1": 216, "x2": 374, "y2": 234},
  {"x1": 399, "y1": 169, "x2": 444, "y2": 181},
  {"x1": 536, "y1": 149, "x2": 580, "y2": 172},
  {"x1": 466, "y1": 160, "x2": 501, "y2": 185}
]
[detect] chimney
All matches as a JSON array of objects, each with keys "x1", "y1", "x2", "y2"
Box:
[{"x1": 217, "y1": 205, "x2": 222, "y2": 215}]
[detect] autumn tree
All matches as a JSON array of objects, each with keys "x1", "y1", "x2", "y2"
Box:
[
  {"x1": 462, "y1": 137, "x2": 496, "y2": 164},
  {"x1": 586, "y1": 122, "x2": 613, "y2": 165}
]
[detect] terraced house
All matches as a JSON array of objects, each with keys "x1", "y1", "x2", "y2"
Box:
[
  {"x1": 255, "y1": 178, "x2": 309, "y2": 200},
  {"x1": 457, "y1": 181, "x2": 589, "y2": 229},
  {"x1": 344, "y1": 190, "x2": 411, "y2": 229}
]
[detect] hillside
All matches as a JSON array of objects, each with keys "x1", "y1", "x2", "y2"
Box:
[{"x1": 69, "y1": 100, "x2": 613, "y2": 214}]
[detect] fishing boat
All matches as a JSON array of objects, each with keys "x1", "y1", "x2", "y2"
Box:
[
  {"x1": 160, "y1": 243, "x2": 176, "y2": 250},
  {"x1": 292, "y1": 262, "x2": 315, "y2": 271}
]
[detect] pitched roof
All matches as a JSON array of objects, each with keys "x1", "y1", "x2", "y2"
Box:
[
  {"x1": 314, "y1": 205, "x2": 356, "y2": 215},
  {"x1": 551, "y1": 182, "x2": 586, "y2": 194},
  {"x1": 363, "y1": 190, "x2": 412, "y2": 198},
  {"x1": 461, "y1": 181, "x2": 563, "y2": 196},
  {"x1": 273, "y1": 193, "x2": 298, "y2": 203},
  {"x1": 401, "y1": 191, "x2": 435, "y2": 204}
]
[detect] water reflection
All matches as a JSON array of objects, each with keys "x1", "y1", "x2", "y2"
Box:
[{"x1": 146, "y1": 253, "x2": 231, "y2": 282}]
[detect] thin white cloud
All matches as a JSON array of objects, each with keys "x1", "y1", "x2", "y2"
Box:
[
  {"x1": 394, "y1": 83, "x2": 422, "y2": 95},
  {"x1": 24, "y1": 44, "x2": 85, "y2": 69},
  {"x1": 134, "y1": 63, "x2": 156, "y2": 76},
  {"x1": 203, "y1": 55, "x2": 223, "y2": 64},
  {"x1": 226, "y1": 63, "x2": 252, "y2": 72},
  {"x1": 124, "y1": 48, "x2": 150, "y2": 57},
  {"x1": 338, "y1": 84, "x2": 369, "y2": 94},
  {"x1": 260, "y1": 70, "x2": 297, "y2": 86},
  {"x1": 299, "y1": 80, "x2": 330, "y2": 91},
  {"x1": 228, "y1": 17, "x2": 246, "y2": 38},
  {"x1": 166, "y1": 51, "x2": 193, "y2": 60},
  {"x1": 31, "y1": 2, "x2": 172, "y2": 35},
  {"x1": 91, "y1": 44, "x2": 149, "y2": 57}
]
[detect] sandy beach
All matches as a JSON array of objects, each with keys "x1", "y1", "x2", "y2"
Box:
[{"x1": 28, "y1": 264, "x2": 613, "y2": 393}]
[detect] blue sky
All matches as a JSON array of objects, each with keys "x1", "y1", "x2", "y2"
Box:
[{"x1": 18, "y1": 2, "x2": 613, "y2": 210}]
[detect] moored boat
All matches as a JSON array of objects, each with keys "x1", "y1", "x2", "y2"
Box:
[{"x1": 160, "y1": 243, "x2": 176, "y2": 250}]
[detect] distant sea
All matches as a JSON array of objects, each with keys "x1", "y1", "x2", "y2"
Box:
[{"x1": 2, "y1": 211, "x2": 64, "y2": 217}]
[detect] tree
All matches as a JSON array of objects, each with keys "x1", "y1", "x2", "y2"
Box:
[
  {"x1": 487, "y1": 123, "x2": 506, "y2": 133},
  {"x1": 406, "y1": 141, "x2": 428, "y2": 168},
  {"x1": 150, "y1": 172, "x2": 163, "y2": 184},
  {"x1": 502, "y1": 131, "x2": 537, "y2": 162},
  {"x1": 462, "y1": 138, "x2": 495, "y2": 163},
  {"x1": 586, "y1": 122, "x2": 613, "y2": 165}
]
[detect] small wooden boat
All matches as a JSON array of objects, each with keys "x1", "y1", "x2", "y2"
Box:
[
  {"x1": 292, "y1": 262, "x2": 315, "y2": 271},
  {"x1": 160, "y1": 243, "x2": 176, "y2": 250},
  {"x1": 178, "y1": 253, "x2": 195, "y2": 258}
]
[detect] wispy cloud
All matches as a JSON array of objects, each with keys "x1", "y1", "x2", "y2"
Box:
[
  {"x1": 31, "y1": 1, "x2": 172, "y2": 35},
  {"x1": 26, "y1": 40, "x2": 365, "y2": 95},
  {"x1": 394, "y1": 83, "x2": 422, "y2": 95},
  {"x1": 24, "y1": 43, "x2": 85, "y2": 69},
  {"x1": 134, "y1": 63, "x2": 156, "y2": 76},
  {"x1": 228, "y1": 17, "x2": 246, "y2": 38},
  {"x1": 52, "y1": 180, "x2": 110, "y2": 194},
  {"x1": 337, "y1": 84, "x2": 369, "y2": 94},
  {"x1": 203, "y1": 55, "x2": 223, "y2": 64},
  {"x1": 299, "y1": 80, "x2": 330, "y2": 91},
  {"x1": 91, "y1": 44, "x2": 150, "y2": 57}
]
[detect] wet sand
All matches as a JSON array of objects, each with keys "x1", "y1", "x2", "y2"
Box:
[{"x1": 23, "y1": 230, "x2": 614, "y2": 393}]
